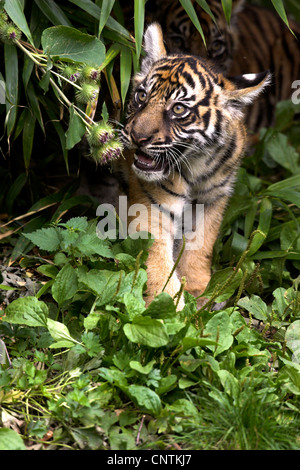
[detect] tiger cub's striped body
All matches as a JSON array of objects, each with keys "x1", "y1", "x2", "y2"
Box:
[
  {"x1": 156, "y1": 0, "x2": 300, "y2": 132},
  {"x1": 120, "y1": 23, "x2": 270, "y2": 307}
]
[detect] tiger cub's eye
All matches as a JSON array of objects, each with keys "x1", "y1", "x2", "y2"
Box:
[
  {"x1": 172, "y1": 103, "x2": 187, "y2": 116},
  {"x1": 135, "y1": 89, "x2": 147, "y2": 104}
]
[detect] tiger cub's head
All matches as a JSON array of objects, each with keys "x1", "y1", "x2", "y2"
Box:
[{"x1": 122, "y1": 23, "x2": 270, "y2": 183}]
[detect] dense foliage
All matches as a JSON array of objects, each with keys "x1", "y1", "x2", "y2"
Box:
[{"x1": 0, "y1": 0, "x2": 300, "y2": 450}]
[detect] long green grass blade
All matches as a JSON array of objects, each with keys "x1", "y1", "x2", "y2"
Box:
[
  {"x1": 120, "y1": 45, "x2": 132, "y2": 107},
  {"x1": 134, "y1": 0, "x2": 145, "y2": 60},
  {"x1": 179, "y1": 0, "x2": 206, "y2": 46},
  {"x1": 99, "y1": 0, "x2": 115, "y2": 36},
  {"x1": 4, "y1": 43, "x2": 18, "y2": 137},
  {"x1": 23, "y1": 109, "x2": 36, "y2": 171},
  {"x1": 221, "y1": 0, "x2": 232, "y2": 24},
  {"x1": 195, "y1": 0, "x2": 216, "y2": 23},
  {"x1": 4, "y1": 0, "x2": 35, "y2": 45},
  {"x1": 33, "y1": 0, "x2": 73, "y2": 26},
  {"x1": 271, "y1": 0, "x2": 294, "y2": 34}
]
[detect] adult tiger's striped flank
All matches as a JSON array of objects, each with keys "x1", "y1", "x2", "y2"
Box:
[
  {"x1": 120, "y1": 23, "x2": 270, "y2": 308},
  {"x1": 155, "y1": 0, "x2": 300, "y2": 133}
]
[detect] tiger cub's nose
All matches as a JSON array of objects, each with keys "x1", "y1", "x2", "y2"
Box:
[{"x1": 131, "y1": 130, "x2": 153, "y2": 147}]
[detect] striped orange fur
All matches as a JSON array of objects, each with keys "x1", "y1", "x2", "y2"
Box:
[{"x1": 119, "y1": 23, "x2": 270, "y2": 308}]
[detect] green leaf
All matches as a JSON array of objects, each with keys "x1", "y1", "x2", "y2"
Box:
[
  {"x1": 47, "y1": 318, "x2": 79, "y2": 348},
  {"x1": 80, "y1": 269, "x2": 124, "y2": 306},
  {"x1": 24, "y1": 227, "x2": 62, "y2": 251},
  {"x1": 124, "y1": 317, "x2": 169, "y2": 347},
  {"x1": 179, "y1": 0, "x2": 206, "y2": 46},
  {"x1": 65, "y1": 106, "x2": 86, "y2": 150},
  {"x1": 124, "y1": 292, "x2": 145, "y2": 320},
  {"x1": 126, "y1": 385, "x2": 162, "y2": 415},
  {"x1": 129, "y1": 359, "x2": 156, "y2": 375},
  {"x1": 202, "y1": 267, "x2": 243, "y2": 302},
  {"x1": 266, "y1": 132, "x2": 299, "y2": 174},
  {"x1": 41, "y1": 26, "x2": 106, "y2": 66},
  {"x1": 134, "y1": 0, "x2": 145, "y2": 60},
  {"x1": 52, "y1": 263, "x2": 78, "y2": 305},
  {"x1": 4, "y1": 43, "x2": 18, "y2": 136},
  {"x1": 34, "y1": 0, "x2": 73, "y2": 26},
  {"x1": 285, "y1": 320, "x2": 300, "y2": 357},
  {"x1": 0, "y1": 428, "x2": 26, "y2": 451},
  {"x1": 248, "y1": 197, "x2": 273, "y2": 256},
  {"x1": 204, "y1": 311, "x2": 234, "y2": 356},
  {"x1": 22, "y1": 109, "x2": 36, "y2": 170},
  {"x1": 237, "y1": 295, "x2": 268, "y2": 321},
  {"x1": 120, "y1": 45, "x2": 132, "y2": 106},
  {"x1": 99, "y1": 0, "x2": 115, "y2": 36},
  {"x1": 271, "y1": 0, "x2": 295, "y2": 35},
  {"x1": 4, "y1": 0, "x2": 34, "y2": 45},
  {"x1": 221, "y1": 0, "x2": 232, "y2": 24},
  {"x1": 4, "y1": 296, "x2": 48, "y2": 328}
]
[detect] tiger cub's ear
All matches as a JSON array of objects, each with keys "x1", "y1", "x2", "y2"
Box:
[
  {"x1": 225, "y1": 71, "x2": 272, "y2": 109},
  {"x1": 140, "y1": 23, "x2": 166, "y2": 75}
]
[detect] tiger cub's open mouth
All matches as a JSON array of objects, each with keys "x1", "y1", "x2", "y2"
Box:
[{"x1": 134, "y1": 151, "x2": 168, "y2": 172}]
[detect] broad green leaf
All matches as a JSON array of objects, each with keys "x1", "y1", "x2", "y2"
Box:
[
  {"x1": 65, "y1": 106, "x2": 86, "y2": 150},
  {"x1": 179, "y1": 0, "x2": 206, "y2": 46},
  {"x1": 145, "y1": 292, "x2": 176, "y2": 319},
  {"x1": 285, "y1": 320, "x2": 300, "y2": 357},
  {"x1": 134, "y1": 0, "x2": 145, "y2": 60},
  {"x1": 52, "y1": 263, "x2": 78, "y2": 305},
  {"x1": 126, "y1": 385, "x2": 162, "y2": 415},
  {"x1": 24, "y1": 227, "x2": 62, "y2": 251},
  {"x1": 237, "y1": 295, "x2": 268, "y2": 321},
  {"x1": 248, "y1": 197, "x2": 273, "y2": 256},
  {"x1": 204, "y1": 311, "x2": 234, "y2": 356},
  {"x1": 41, "y1": 26, "x2": 106, "y2": 66},
  {"x1": 47, "y1": 318, "x2": 79, "y2": 348},
  {"x1": 34, "y1": 0, "x2": 73, "y2": 26},
  {"x1": 124, "y1": 317, "x2": 169, "y2": 347},
  {"x1": 217, "y1": 370, "x2": 239, "y2": 403},
  {"x1": 4, "y1": 0, "x2": 34, "y2": 45},
  {"x1": 4, "y1": 43, "x2": 18, "y2": 136},
  {"x1": 156, "y1": 375, "x2": 177, "y2": 395},
  {"x1": 266, "y1": 132, "x2": 299, "y2": 174},
  {"x1": 4, "y1": 296, "x2": 48, "y2": 328},
  {"x1": 80, "y1": 269, "x2": 125, "y2": 306},
  {"x1": 124, "y1": 292, "x2": 145, "y2": 320},
  {"x1": 201, "y1": 267, "x2": 243, "y2": 302},
  {"x1": 0, "y1": 428, "x2": 26, "y2": 451},
  {"x1": 129, "y1": 359, "x2": 156, "y2": 375}
]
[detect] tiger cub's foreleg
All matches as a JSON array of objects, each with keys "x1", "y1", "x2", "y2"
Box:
[{"x1": 177, "y1": 198, "x2": 228, "y2": 306}]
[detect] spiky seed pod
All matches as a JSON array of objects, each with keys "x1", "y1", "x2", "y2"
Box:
[
  {"x1": 0, "y1": 23, "x2": 21, "y2": 43},
  {"x1": 90, "y1": 139, "x2": 123, "y2": 165},
  {"x1": 80, "y1": 65, "x2": 100, "y2": 83},
  {"x1": 75, "y1": 82, "x2": 99, "y2": 104},
  {"x1": 61, "y1": 65, "x2": 80, "y2": 82},
  {"x1": 0, "y1": 10, "x2": 8, "y2": 22},
  {"x1": 87, "y1": 121, "x2": 115, "y2": 147}
]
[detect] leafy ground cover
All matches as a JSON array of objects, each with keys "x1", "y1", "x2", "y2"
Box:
[{"x1": 0, "y1": 0, "x2": 300, "y2": 451}]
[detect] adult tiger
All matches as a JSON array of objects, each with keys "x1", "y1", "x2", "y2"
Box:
[
  {"x1": 119, "y1": 23, "x2": 270, "y2": 308},
  {"x1": 154, "y1": 0, "x2": 300, "y2": 132}
]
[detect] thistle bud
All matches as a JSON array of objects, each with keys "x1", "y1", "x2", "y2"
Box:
[
  {"x1": 80, "y1": 65, "x2": 100, "y2": 83},
  {"x1": 75, "y1": 82, "x2": 99, "y2": 104},
  {"x1": 61, "y1": 65, "x2": 80, "y2": 82},
  {"x1": 0, "y1": 23, "x2": 21, "y2": 43},
  {"x1": 90, "y1": 139, "x2": 123, "y2": 165},
  {"x1": 87, "y1": 121, "x2": 115, "y2": 147}
]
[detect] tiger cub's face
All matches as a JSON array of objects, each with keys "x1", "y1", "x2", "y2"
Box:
[{"x1": 122, "y1": 23, "x2": 270, "y2": 183}]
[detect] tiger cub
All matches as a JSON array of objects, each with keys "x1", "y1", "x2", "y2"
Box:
[
  {"x1": 120, "y1": 23, "x2": 270, "y2": 308},
  {"x1": 155, "y1": 0, "x2": 300, "y2": 132}
]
